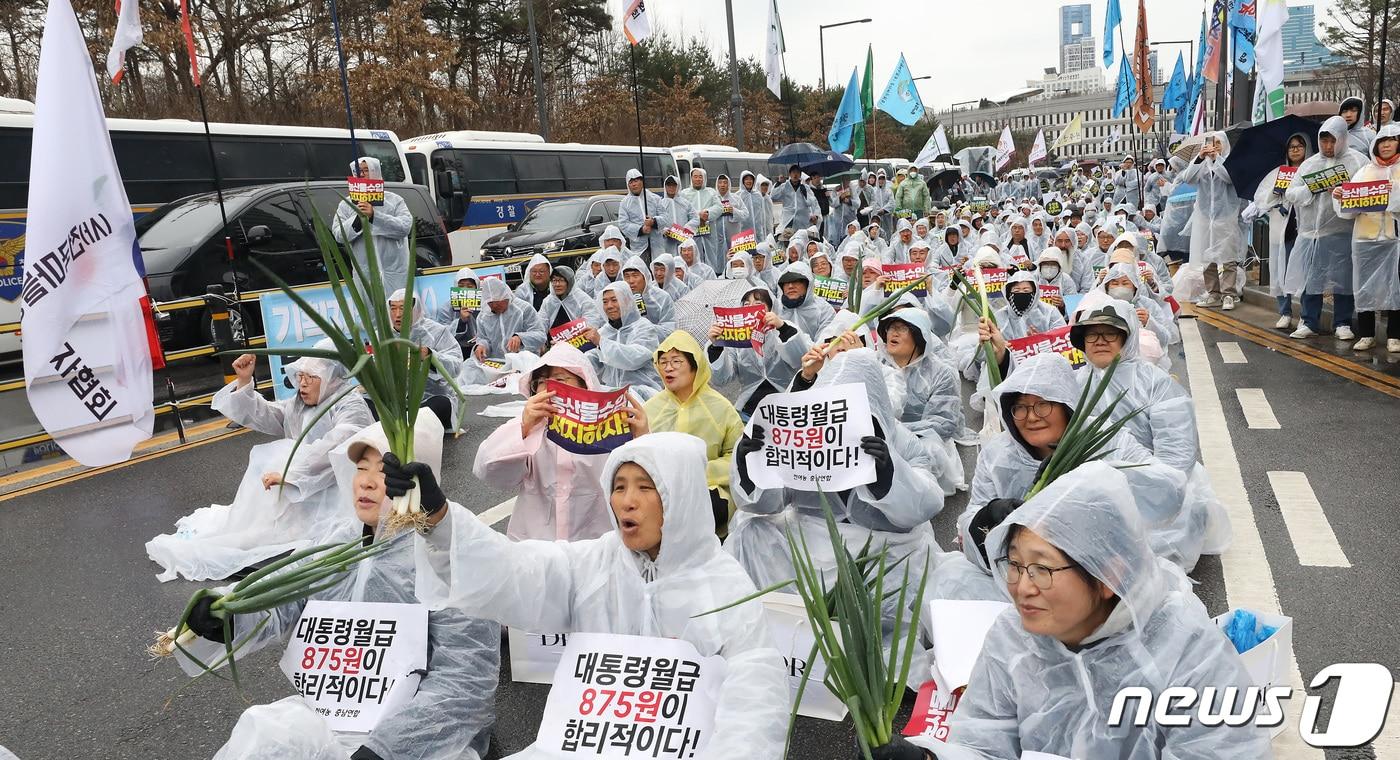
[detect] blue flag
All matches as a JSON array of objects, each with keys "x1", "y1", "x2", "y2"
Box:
[
  {"x1": 1112, "y1": 53, "x2": 1136, "y2": 118},
  {"x1": 1162, "y1": 53, "x2": 1188, "y2": 111},
  {"x1": 1103, "y1": 0, "x2": 1123, "y2": 68},
  {"x1": 1231, "y1": 0, "x2": 1257, "y2": 72},
  {"x1": 828, "y1": 67, "x2": 863, "y2": 153},
  {"x1": 876, "y1": 53, "x2": 926, "y2": 126},
  {"x1": 1177, "y1": 13, "x2": 1209, "y2": 133}
]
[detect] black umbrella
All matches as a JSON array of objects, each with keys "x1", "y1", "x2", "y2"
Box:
[
  {"x1": 767, "y1": 142, "x2": 854, "y2": 176},
  {"x1": 1223, "y1": 115, "x2": 1320, "y2": 200}
]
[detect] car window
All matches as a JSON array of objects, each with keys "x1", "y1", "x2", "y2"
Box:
[
  {"x1": 519, "y1": 199, "x2": 588, "y2": 232},
  {"x1": 603, "y1": 199, "x2": 620, "y2": 218},
  {"x1": 406, "y1": 153, "x2": 429, "y2": 187},
  {"x1": 240, "y1": 192, "x2": 313, "y2": 253},
  {"x1": 397, "y1": 189, "x2": 447, "y2": 240}
]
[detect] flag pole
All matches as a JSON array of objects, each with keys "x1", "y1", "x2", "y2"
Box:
[
  {"x1": 328, "y1": 0, "x2": 362, "y2": 172},
  {"x1": 628, "y1": 43, "x2": 648, "y2": 221}
]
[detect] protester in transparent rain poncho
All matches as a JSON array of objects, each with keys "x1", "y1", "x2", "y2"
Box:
[
  {"x1": 430, "y1": 267, "x2": 480, "y2": 355},
  {"x1": 677, "y1": 235, "x2": 716, "y2": 285},
  {"x1": 147, "y1": 340, "x2": 373, "y2": 583},
  {"x1": 576, "y1": 251, "x2": 605, "y2": 297},
  {"x1": 1249, "y1": 132, "x2": 1311, "y2": 330},
  {"x1": 749, "y1": 241, "x2": 781, "y2": 291},
  {"x1": 888, "y1": 218, "x2": 918, "y2": 264},
  {"x1": 472, "y1": 277, "x2": 546, "y2": 365},
  {"x1": 175, "y1": 411, "x2": 501, "y2": 760},
  {"x1": 993, "y1": 271, "x2": 1066, "y2": 342},
  {"x1": 619, "y1": 168, "x2": 668, "y2": 257},
  {"x1": 875, "y1": 307, "x2": 966, "y2": 496},
  {"x1": 772, "y1": 261, "x2": 836, "y2": 340},
  {"x1": 1089, "y1": 258, "x2": 1174, "y2": 369},
  {"x1": 332, "y1": 156, "x2": 413, "y2": 294},
  {"x1": 619, "y1": 254, "x2": 677, "y2": 335},
  {"x1": 406, "y1": 432, "x2": 789, "y2": 759},
  {"x1": 658, "y1": 175, "x2": 699, "y2": 258},
  {"x1": 727, "y1": 348, "x2": 943, "y2": 635},
  {"x1": 894, "y1": 462, "x2": 1271, "y2": 760},
  {"x1": 706, "y1": 284, "x2": 807, "y2": 418},
  {"x1": 1176, "y1": 131, "x2": 1246, "y2": 311},
  {"x1": 1333, "y1": 124, "x2": 1400, "y2": 352},
  {"x1": 514, "y1": 253, "x2": 554, "y2": 312},
  {"x1": 680, "y1": 167, "x2": 724, "y2": 271},
  {"x1": 583, "y1": 281, "x2": 662, "y2": 399},
  {"x1": 737, "y1": 170, "x2": 772, "y2": 240},
  {"x1": 537, "y1": 265, "x2": 603, "y2": 335},
  {"x1": 649, "y1": 253, "x2": 691, "y2": 301},
  {"x1": 722, "y1": 250, "x2": 767, "y2": 291},
  {"x1": 384, "y1": 289, "x2": 465, "y2": 430},
  {"x1": 475, "y1": 342, "x2": 644, "y2": 542},
  {"x1": 1284, "y1": 116, "x2": 1368, "y2": 339}
]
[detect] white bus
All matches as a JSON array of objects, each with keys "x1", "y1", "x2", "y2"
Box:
[
  {"x1": 0, "y1": 114, "x2": 410, "y2": 359},
  {"x1": 401, "y1": 131, "x2": 678, "y2": 262},
  {"x1": 670, "y1": 145, "x2": 777, "y2": 184}
]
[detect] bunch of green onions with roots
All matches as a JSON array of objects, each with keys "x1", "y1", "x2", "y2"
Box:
[
  {"x1": 1025, "y1": 354, "x2": 1146, "y2": 498},
  {"x1": 949, "y1": 267, "x2": 1003, "y2": 389}
]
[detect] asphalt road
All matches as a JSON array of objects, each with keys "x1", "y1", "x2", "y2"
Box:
[{"x1": 0, "y1": 316, "x2": 1395, "y2": 759}]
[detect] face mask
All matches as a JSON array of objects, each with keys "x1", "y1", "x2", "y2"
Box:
[
  {"x1": 1108, "y1": 285, "x2": 1136, "y2": 301},
  {"x1": 1040, "y1": 264, "x2": 1060, "y2": 280},
  {"x1": 727, "y1": 266, "x2": 748, "y2": 280},
  {"x1": 1010, "y1": 291, "x2": 1036, "y2": 312}
]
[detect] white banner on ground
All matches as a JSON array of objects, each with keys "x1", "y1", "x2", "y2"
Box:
[{"x1": 745, "y1": 382, "x2": 875, "y2": 492}]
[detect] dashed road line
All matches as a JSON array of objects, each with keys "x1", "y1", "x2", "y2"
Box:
[
  {"x1": 1267, "y1": 471, "x2": 1351, "y2": 568},
  {"x1": 1236, "y1": 388, "x2": 1281, "y2": 429}
]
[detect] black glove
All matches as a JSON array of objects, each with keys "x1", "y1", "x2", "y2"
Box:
[
  {"x1": 860, "y1": 435, "x2": 895, "y2": 500},
  {"x1": 969, "y1": 497, "x2": 1024, "y2": 567},
  {"x1": 351, "y1": 747, "x2": 384, "y2": 760},
  {"x1": 734, "y1": 425, "x2": 766, "y2": 493},
  {"x1": 381, "y1": 452, "x2": 447, "y2": 516},
  {"x1": 186, "y1": 594, "x2": 232, "y2": 644},
  {"x1": 869, "y1": 735, "x2": 931, "y2": 760}
]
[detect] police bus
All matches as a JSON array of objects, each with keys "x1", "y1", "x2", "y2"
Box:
[
  {"x1": 0, "y1": 112, "x2": 410, "y2": 357},
  {"x1": 401, "y1": 131, "x2": 678, "y2": 262},
  {"x1": 670, "y1": 145, "x2": 777, "y2": 184}
]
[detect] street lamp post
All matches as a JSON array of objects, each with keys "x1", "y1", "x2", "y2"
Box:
[{"x1": 819, "y1": 18, "x2": 872, "y2": 92}]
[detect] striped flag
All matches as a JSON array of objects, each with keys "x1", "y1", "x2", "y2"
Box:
[{"x1": 622, "y1": 0, "x2": 651, "y2": 45}]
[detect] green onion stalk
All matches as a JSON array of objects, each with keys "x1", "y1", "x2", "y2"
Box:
[
  {"x1": 807, "y1": 274, "x2": 932, "y2": 370},
  {"x1": 1025, "y1": 354, "x2": 1145, "y2": 498},
  {"x1": 949, "y1": 267, "x2": 1003, "y2": 390}
]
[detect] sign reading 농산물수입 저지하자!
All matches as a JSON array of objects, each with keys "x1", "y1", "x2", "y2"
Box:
[
  {"x1": 1007, "y1": 325, "x2": 1086, "y2": 368},
  {"x1": 550, "y1": 317, "x2": 597, "y2": 353},
  {"x1": 1301, "y1": 164, "x2": 1350, "y2": 194},
  {"x1": 728, "y1": 229, "x2": 756, "y2": 255},
  {"x1": 1038, "y1": 283, "x2": 1060, "y2": 305},
  {"x1": 1272, "y1": 165, "x2": 1298, "y2": 195},
  {"x1": 1337, "y1": 179, "x2": 1391, "y2": 213},
  {"x1": 534, "y1": 632, "x2": 725, "y2": 759},
  {"x1": 963, "y1": 266, "x2": 1008, "y2": 297},
  {"x1": 745, "y1": 382, "x2": 876, "y2": 492},
  {"x1": 545, "y1": 381, "x2": 632, "y2": 455},
  {"x1": 347, "y1": 176, "x2": 385, "y2": 206},
  {"x1": 812, "y1": 275, "x2": 849, "y2": 309},
  {"x1": 711, "y1": 304, "x2": 767, "y2": 350},
  {"x1": 881, "y1": 263, "x2": 928, "y2": 298},
  {"x1": 277, "y1": 600, "x2": 428, "y2": 733}
]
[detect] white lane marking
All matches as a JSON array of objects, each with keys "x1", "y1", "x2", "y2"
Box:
[
  {"x1": 1218, "y1": 341, "x2": 1248, "y2": 363},
  {"x1": 1372, "y1": 680, "x2": 1400, "y2": 759},
  {"x1": 1181, "y1": 320, "x2": 1322, "y2": 759},
  {"x1": 1236, "y1": 388, "x2": 1282, "y2": 430},
  {"x1": 476, "y1": 497, "x2": 516, "y2": 527},
  {"x1": 1267, "y1": 471, "x2": 1351, "y2": 568}
]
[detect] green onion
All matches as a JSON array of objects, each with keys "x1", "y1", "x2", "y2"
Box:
[{"x1": 1025, "y1": 355, "x2": 1145, "y2": 498}]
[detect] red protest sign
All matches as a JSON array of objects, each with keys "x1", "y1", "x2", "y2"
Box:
[
  {"x1": 1337, "y1": 179, "x2": 1391, "y2": 214},
  {"x1": 729, "y1": 229, "x2": 757, "y2": 254},
  {"x1": 665, "y1": 223, "x2": 693, "y2": 242},
  {"x1": 549, "y1": 317, "x2": 596, "y2": 352},
  {"x1": 347, "y1": 176, "x2": 385, "y2": 206},
  {"x1": 881, "y1": 263, "x2": 929, "y2": 298},
  {"x1": 1272, "y1": 165, "x2": 1297, "y2": 195},
  {"x1": 713, "y1": 304, "x2": 768, "y2": 351},
  {"x1": 1038, "y1": 283, "x2": 1061, "y2": 305},
  {"x1": 963, "y1": 266, "x2": 1008, "y2": 296},
  {"x1": 1007, "y1": 324, "x2": 1086, "y2": 368},
  {"x1": 545, "y1": 381, "x2": 632, "y2": 455},
  {"x1": 901, "y1": 678, "x2": 964, "y2": 742}
]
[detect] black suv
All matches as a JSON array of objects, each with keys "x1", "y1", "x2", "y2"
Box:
[
  {"x1": 136, "y1": 181, "x2": 448, "y2": 348},
  {"x1": 480, "y1": 194, "x2": 620, "y2": 264}
]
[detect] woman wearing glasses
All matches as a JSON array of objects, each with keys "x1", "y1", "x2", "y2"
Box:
[{"x1": 905, "y1": 462, "x2": 1270, "y2": 759}]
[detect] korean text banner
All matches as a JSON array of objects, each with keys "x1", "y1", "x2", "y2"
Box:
[
  {"x1": 745, "y1": 382, "x2": 876, "y2": 491},
  {"x1": 963, "y1": 266, "x2": 1009, "y2": 297},
  {"x1": 812, "y1": 275, "x2": 849, "y2": 309},
  {"x1": 1272, "y1": 165, "x2": 1297, "y2": 195},
  {"x1": 347, "y1": 176, "x2": 386, "y2": 206},
  {"x1": 712, "y1": 304, "x2": 766, "y2": 350},
  {"x1": 1007, "y1": 325, "x2": 1086, "y2": 368},
  {"x1": 550, "y1": 317, "x2": 597, "y2": 352},
  {"x1": 729, "y1": 228, "x2": 757, "y2": 254},
  {"x1": 277, "y1": 600, "x2": 428, "y2": 733},
  {"x1": 450, "y1": 286, "x2": 480, "y2": 311},
  {"x1": 546, "y1": 381, "x2": 632, "y2": 455},
  {"x1": 1337, "y1": 180, "x2": 1390, "y2": 213},
  {"x1": 664, "y1": 223, "x2": 691, "y2": 242},
  {"x1": 1302, "y1": 164, "x2": 1350, "y2": 194},
  {"x1": 881, "y1": 263, "x2": 928, "y2": 298},
  {"x1": 1038, "y1": 283, "x2": 1061, "y2": 305},
  {"x1": 535, "y1": 632, "x2": 725, "y2": 759}
]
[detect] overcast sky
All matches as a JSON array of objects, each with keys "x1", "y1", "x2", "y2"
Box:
[{"x1": 637, "y1": 0, "x2": 1338, "y2": 111}]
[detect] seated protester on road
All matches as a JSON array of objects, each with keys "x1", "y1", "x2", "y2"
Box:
[
  {"x1": 514, "y1": 253, "x2": 553, "y2": 312},
  {"x1": 642, "y1": 331, "x2": 744, "y2": 535},
  {"x1": 774, "y1": 261, "x2": 836, "y2": 340},
  {"x1": 594, "y1": 225, "x2": 629, "y2": 286},
  {"x1": 902, "y1": 241, "x2": 958, "y2": 337},
  {"x1": 904, "y1": 462, "x2": 1268, "y2": 760},
  {"x1": 750, "y1": 241, "x2": 781, "y2": 290},
  {"x1": 538, "y1": 265, "x2": 602, "y2": 333},
  {"x1": 576, "y1": 251, "x2": 605, "y2": 297},
  {"x1": 995, "y1": 271, "x2": 1066, "y2": 342},
  {"x1": 676, "y1": 235, "x2": 716, "y2": 284},
  {"x1": 863, "y1": 219, "x2": 890, "y2": 261},
  {"x1": 727, "y1": 348, "x2": 943, "y2": 636},
  {"x1": 1002, "y1": 216, "x2": 1034, "y2": 268},
  {"x1": 808, "y1": 247, "x2": 835, "y2": 279},
  {"x1": 888, "y1": 218, "x2": 917, "y2": 263},
  {"x1": 1076, "y1": 224, "x2": 1117, "y2": 292},
  {"x1": 836, "y1": 245, "x2": 862, "y2": 284},
  {"x1": 389, "y1": 289, "x2": 465, "y2": 431},
  {"x1": 180, "y1": 411, "x2": 500, "y2": 760},
  {"x1": 331, "y1": 156, "x2": 413, "y2": 294},
  {"x1": 1027, "y1": 212, "x2": 1052, "y2": 257},
  {"x1": 650, "y1": 253, "x2": 691, "y2": 301},
  {"x1": 877, "y1": 308, "x2": 965, "y2": 496},
  {"x1": 621, "y1": 254, "x2": 678, "y2": 336},
  {"x1": 723, "y1": 250, "x2": 767, "y2": 290},
  {"x1": 471, "y1": 277, "x2": 546, "y2": 367},
  {"x1": 433, "y1": 266, "x2": 478, "y2": 325},
  {"x1": 707, "y1": 286, "x2": 806, "y2": 418},
  {"x1": 147, "y1": 342, "x2": 373, "y2": 583},
  {"x1": 411, "y1": 433, "x2": 789, "y2": 758},
  {"x1": 586, "y1": 281, "x2": 662, "y2": 399},
  {"x1": 433, "y1": 268, "x2": 482, "y2": 357},
  {"x1": 1033, "y1": 248, "x2": 1077, "y2": 317},
  {"x1": 475, "y1": 343, "x2": 639, "y2": 542}
]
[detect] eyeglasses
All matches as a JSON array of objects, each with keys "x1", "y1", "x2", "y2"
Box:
[
  {"x1": 657, "y1": 357, "x2": 690, "y2": 370},
  {"x1": 1083, "y1": 329, "x2": 1123, "y2": 345},
  {"x1": 996, "y1": 557, "x2": 1077, "y2": 590},
  {"x1": 1009, "y1": 400, "x2": 1056, "y2": 420}
]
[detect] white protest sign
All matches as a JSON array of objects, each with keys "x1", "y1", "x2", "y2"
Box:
[
  {"x1": 534, "y1": 632, "x2": 725, "y2": 759},
  {"x1": 928, "y1": 599, "x2": 1010, "y2": 691},
  {"x1": 278, "y1": 600, "x2": 428, "y2": 733},
  {"x1": 745, "y1": 383, "x2": 875, "y2": 491},
  {"x1": 508, "y1": 627, "x2": 572, "y2": 685},
  {"x1": 762, "y1": 593, "x2": 848, "y2": 721}
]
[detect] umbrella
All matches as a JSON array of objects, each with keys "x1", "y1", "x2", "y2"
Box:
[
  {"x1": 673, "y1": 278, "x2": 756, "y2": 345},
  {"x1": 1223, "y1": 115, "x2": 1321, "y2": 200},
  {"x1": 767, "y1": 143, "x2": 854, "y2": 176}
]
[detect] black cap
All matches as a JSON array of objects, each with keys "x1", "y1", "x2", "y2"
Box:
[
  {"x1": 777, "y1": 270, "x2": 808, "y2": 286},
  {"x1": 1069, "y1": 306, "x2": 1130, "y2": 350}
]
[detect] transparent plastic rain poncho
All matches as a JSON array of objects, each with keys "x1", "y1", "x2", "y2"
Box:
[
  {"x1": 577, "y1": 251, "x2": 605, "y2": 296},
  {"x1": 331, "y1": 156, "x2": 414, "y2": 294},
  {"x1": 199, "y1": 412, "x2": 501, "y2": 760},
  {"x1": 473, "y1": 277, "x2": 546, "y2": 356},
  {"x1": 712, "y1": 179, "x2": 752, "y2": 267},
  {"x1": 1283, "y1": 116, "x2": 1369, "y2": 295},
  {"x1": 1334, "y1": 124, "x2": 1400, "y2": 311},
  {"x1": 1174, "y1": 132, "x2": 1244, "y2": 266},
  {"x1": 590, "y1": 281, "x2": 662, "y2": 399},
  {"x1": 538, "y1": 265, "x2": 604, "y2": 331},
  {"x1": 146, "y1": 339, "x2": 373, "y2": 582},
  {"x1": 1033, "y1": 247, "x2": 1079, "y2": 297},
  {"x1": 474, "y1": 343, "x2": 614, "y2": 541},
  {"x1": 680, "y1": 168, "x2": 725, "y2": 271},
  {"x1": 1091, "y1": 257, "x2": 1175, "y2": 356},
  {"x1": 1158, "y1": 177, "x2": 1196, "y2": 257},
  {"x1": 621, "y1": 254, "x2": 677, "y2": 335},
  {"x1": 1252, "y1": 135, "x2": 1311, "y2": 298},
  {"x1": 992, "y1": 270, "x2": 1067, "y2": 340},
  {"x1": 876, "y1": 308, "x2": 966, "y2": 496},
  {"x1": 387, "y1": 288, "x2": 466, "y2": 421},
  {"x1": 514, "y1": 253, "x2": 554, "y2": 309},
  {"x1": 917, "y1": 461, "x2": 1270, "y2": 760},
  {"x1": 773, "y1": 261, "x2": 836, "y2": 339},
  {"x1": 659, "y1": 178, "x2": 699, "y2": 257},
  {"x1": 651, "y1": 253, "x2": 692, "y2": 301},
  {"x1": 618, "y1": 168, "x2": 669, "y2": 255},
  {"x1": 738, "y1": 170, "x2": 773, "y2": 240},
  {"x1": 643, "y1": 330, "x2": 745, "y2": 504},
  {"x1": 707, "y1": 288, "x2": 808, "y2": 414},
  {"x1": 725, "y1": 348, "x2": 944, "y2": 632},
  {"x1": 677, "y1": 237, "x2": 717, "y2": 284},
  {"x1": 415, "y1": 432, "x2": 790, "y2": 760}
]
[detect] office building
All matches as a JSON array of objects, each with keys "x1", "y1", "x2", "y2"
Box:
[
  {"x1": 1281, "y1": 4, "x2": 1340, "y2": 73},
  {"x1": 1059, "y1": 4, "x2": 1095, "y2": 74}
]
